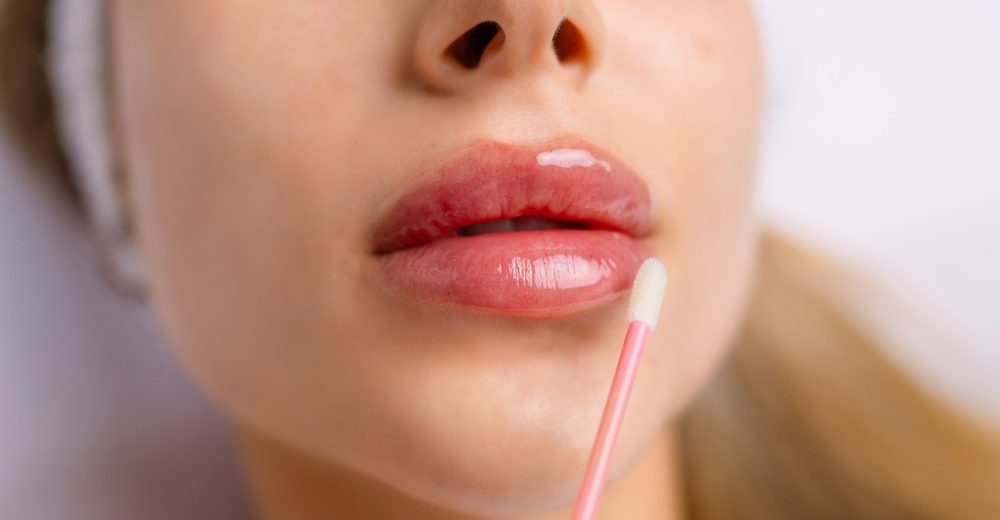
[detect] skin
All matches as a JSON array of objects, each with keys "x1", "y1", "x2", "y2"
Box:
[{"x1": 109, "y1": 0, "x2": 763, "y2": 518}]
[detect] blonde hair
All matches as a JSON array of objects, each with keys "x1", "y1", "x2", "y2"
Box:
[
  {"x1": 683, "y1": 232, "x2": 1000, "y2": 517},
  {"x1": 3, "y1": 1, "x2": 998, "y2": 517}
]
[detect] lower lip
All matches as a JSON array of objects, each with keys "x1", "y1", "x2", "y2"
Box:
[{"x1": 375, "y1": 230, "x2": 648, "y2": 315}]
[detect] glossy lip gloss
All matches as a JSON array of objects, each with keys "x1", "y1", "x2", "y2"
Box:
[{"x1": 371, "y1": 141, "x2": 653, "y2": 316}]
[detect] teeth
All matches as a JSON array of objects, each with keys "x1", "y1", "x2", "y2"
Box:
[
  {"x1": 511, "y1": 216, "x2": 565, "y2": 231},
  {"x1": 459, "y1": 219, "x2": 515, "y2": 236},
  {"x1": 457, "y1": 217, "x2": 583, "y2": 236}
]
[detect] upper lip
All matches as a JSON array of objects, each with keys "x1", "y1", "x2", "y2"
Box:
[{"x1": 371, "y1": 141, "x2": 653, "y2": 254}]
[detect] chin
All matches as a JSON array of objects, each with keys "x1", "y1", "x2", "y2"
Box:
[
  {"x1": 354, "y1": 349, "x2": 658, "y2": 517},
  {"x1": 374, "y1": 401, "x2": 598, "y2": 516}
]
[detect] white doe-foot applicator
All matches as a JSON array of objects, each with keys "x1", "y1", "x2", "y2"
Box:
[{"x1": 571, "y1": 258, "x2": 668, "y2": 520}]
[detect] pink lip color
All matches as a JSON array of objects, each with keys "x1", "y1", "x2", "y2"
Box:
[{"x1": 372, "y1": 141, "x2": 652, "y2": 315}]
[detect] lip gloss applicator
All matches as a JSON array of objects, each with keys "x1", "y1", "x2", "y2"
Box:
[{"x1": 571, "y1": 258, "x2": 668, "y2": 520}]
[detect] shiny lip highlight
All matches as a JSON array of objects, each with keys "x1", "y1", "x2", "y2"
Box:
[{"x1": 369, "y1": 140, "x2": 653, "y2": 314}]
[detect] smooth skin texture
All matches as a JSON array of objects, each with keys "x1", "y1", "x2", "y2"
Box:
[{"x1": 110, "y1": 0, "x2": 762, "y2": 518}]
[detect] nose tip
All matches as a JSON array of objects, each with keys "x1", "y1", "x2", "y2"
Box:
[
  {"x1": 414, "y1": 1, "x2": 605, "y2": 93},
  {"x1": 442, "y1": 18, "x2": 588, "y2": 71}
]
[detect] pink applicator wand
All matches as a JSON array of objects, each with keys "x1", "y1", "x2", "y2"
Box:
[{"x1": 571, "y1": 258, "x2": 668, "y2": 520}]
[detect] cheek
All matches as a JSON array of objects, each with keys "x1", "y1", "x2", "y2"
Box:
[
  {"x1": 110, "y1": 1, "x2": 386, "y2": 421},
  {"x1": 603, "y1": 0, "x2": 762, "y2": 422}
]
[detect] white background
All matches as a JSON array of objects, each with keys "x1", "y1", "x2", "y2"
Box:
[
  {"x1": 755, "y1": 0, "x2": 999, "y2": 411},
  {"x1": 2, "y1": 1, "x2": 998, "y2": 518}
]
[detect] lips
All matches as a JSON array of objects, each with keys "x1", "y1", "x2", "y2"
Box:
[{"x1": 371, "y1": 141, "x2": 652, "y2": 315}]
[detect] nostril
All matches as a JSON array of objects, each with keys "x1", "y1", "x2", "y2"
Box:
[
  {"x1": 552, "y1": 19, "x2": 587, "y2": 63},
  {"x1": 445, "y1": 21, "x2": 505, "y2": 69}
]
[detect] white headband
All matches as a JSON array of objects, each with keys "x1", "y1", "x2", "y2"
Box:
[{"x1": 47, "y1": 0, "x2": 146, "y2": 295}]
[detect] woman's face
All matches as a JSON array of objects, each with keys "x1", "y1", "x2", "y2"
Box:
[{"x1": 111, "y1": 0, "x2": 761, "y2": 515}]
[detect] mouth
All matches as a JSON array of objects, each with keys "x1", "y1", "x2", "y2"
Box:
[{"x1": 371, "y1": 141, "x2": 653, "y2": 315}]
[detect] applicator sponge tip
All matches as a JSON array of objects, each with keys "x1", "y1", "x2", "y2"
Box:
[{"x1": 626, "y1": 258, "x2": 668, "y2": 329}]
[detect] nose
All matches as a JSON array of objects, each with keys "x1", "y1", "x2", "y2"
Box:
[{"x1": 414, "y1": 0, "x2": 606, "y2": 93}]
